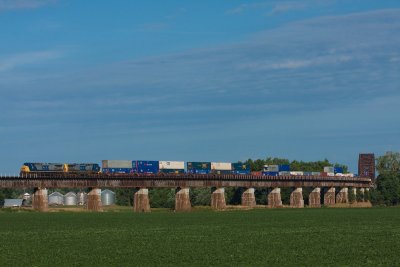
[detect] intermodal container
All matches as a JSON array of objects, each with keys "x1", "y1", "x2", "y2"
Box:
[
  {"x1": 290, "y1": 171, "x2": 304, "y2": 176},
  {"x1": 262, "y1": 171, "x2": 279, "y2": 176},
  {"x1": 102, "y1": 160, "x2": 132, "y2": 169},
  {"x1": 102, "y1": 168, "x2": 133, "y2": 174},
  {"x1": 211, "y1": 162, "x2": 232, "y2": 171},
  {"x1": 334, "y1": 167, "x2": 343, "y2": 174},
  {"x1": 279, "y1": 171, "x2": 290, "y2": 176},
  {"x1": 327, "y1": 172, "x2": 335, "y2": 176},
  {"x1": 159, "y1": 161, "x2": 185, "y2": 170},
  {"x1": 324, "y1": 166, "x2": 334, "y2": 173},
  {"x1": 263, "y1": 165, "x2": 279, "y2": 172},
  {"x1": 311, "y1": 172, "x2": 321, "y2": 176},
  {"x1": 159, "y1": 169, "x2": 185, "y2": 174},
  {"x1": 279, "y1": 165, "x2": 290, "y2": 172},
  {"x1": 251, "y1": 171, "x2": 262, "y2": 177},
  {"x1": 233, "y1": 171, "x2": 251, "y2": 175},
  {"x1": 133, "y1": 161, "x2": 159, "y2": 174},
  {"x1": 187, "y1": 162, "x2": 211, "y2": 174},
  {"x1": 303, "y1": 172, "x2": 313, "y2": 176}
]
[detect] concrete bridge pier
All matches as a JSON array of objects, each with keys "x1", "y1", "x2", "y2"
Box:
[
  {"x1": 336, "y1": 187, "x2": 349, "y2": 204},
  {"x1": 32, "y1": 188, "x2": 48, "y2": 212},
  {"x1": 211, "y1": 188, "x2": 226, "y2": 210},
  {"x1": 241, "y1": 188, "x2": 256, "y2": 208},
  {"x1": 268, "y1": 188, "x2": 283, "y2": 208},
  {"x1": 309, "y1": 187, "x2": 321, "y2": 208},
  {"x1": 324, "y1": 187, "x2": 336, "y2": 206},
  {"x1": 352, "y1": 188, "x2": 357, "y2": 202},
  {"x1": 134, "y1": 188, "x2": 151, "y2": 212},
  {"x1": 359, "y1": 188, "x2": 365, "y2": 201},
  {"x1": 175, "y1": 188, "x2": 191, "y2": 212},
  {"x1": 290, "y1": 188, "x2": 304, "y2": 208},
  {"x1": 87, "y1": 188, "x2": 102, "y2": 211}
]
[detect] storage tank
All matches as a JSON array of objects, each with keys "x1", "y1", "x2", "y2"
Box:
[
  {"x1": 76, "y1": 191, "x2": 87, "y2": 205},
  {"x1": 64, "y1": 192, "x2": 77, "y2": 206},
  {"x1": 101, "y1": 189, "x2": 116, "y2": 206},
  {"x1": 48, "y1": 192, "x2": 64, "y2": 206}
]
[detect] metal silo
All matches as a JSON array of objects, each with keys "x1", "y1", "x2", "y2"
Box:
[
  {"x1": 48, "y1": 192, "x2": 64, "y2": 206},
  {"x1": 76, "y1": 191, "x2": 87, "y2": 206},
  {"x1": 64, "y1": 192, "x2": 77, "y2": 206},
  {"x1": 101, "y1": 189, "x2": 116, "y2": 206}
]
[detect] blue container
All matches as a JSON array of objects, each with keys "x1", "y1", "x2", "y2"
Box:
[
  {"x1": 279, "y1": 165, "x2": 290, "y2": 172},
  {"x1": 262, "y1": 171, "x2": 279, "y2": 176},
  {"x1": 188, "y1": 169, "x2": 211, "y2": 174},
  {"x1": 102, "y1": 168, "x2": 133, "y2": 174},
  {"x1": 133, "y1": 161, "x2": 159, "y2": 174},
  {"x1": 232, "y1": 170, "x2": 251, "y2": 175},
  {"x1": 160, "y1": 169, "x2": 185, "y2": 174},
  {"x1": 334, "y1": 167, "x2": 344, "y2": 174}
]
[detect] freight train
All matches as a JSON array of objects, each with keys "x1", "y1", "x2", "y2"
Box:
[{"x1": 20, "y1": 161, "x2": 354, "y2": 177}]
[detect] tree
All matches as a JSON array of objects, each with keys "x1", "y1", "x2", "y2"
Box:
[{"x1": 372, "y1": 152, "x2": 400, "y2": 206}]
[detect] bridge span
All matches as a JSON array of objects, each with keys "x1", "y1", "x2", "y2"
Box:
[{"x1": 0, "y1": 174, "x2": 372, "y2": 212}]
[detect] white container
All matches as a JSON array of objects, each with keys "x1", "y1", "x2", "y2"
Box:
[
  {"x1": 335, "y1": 173, "x2": 344, "y2": 177},
  {"x1": 279, "y1": 171, "x2": 290, "y2": 176},
  {"x1": 159, "y1": 161, "x2": 185, "y2": 169},
  {"x1": 102, "y1": 160, "x2": 132, "y2": 168},
  {"x1": 263, "y1": 165, "x2": 279, "y2": 172},
  {"x1": 211, "y1": 162, "x2": 232, "y2": 171},
  {"x1": 311, "y1": 172, "x2": 321, "y2": 176},
  {"x1": 324, "y1": 166, "x2": 334, "y2": 173},
  {"x1": 290, "y1": 171, "x2": 304, "y2": 176},
  {"x1": 327, "y1": 172, "x2": 335, "y2": 176}
]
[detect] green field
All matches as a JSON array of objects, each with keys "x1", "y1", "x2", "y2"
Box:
[{"x1": 0, "y1": 208, "x2": 399, "y2": 266}]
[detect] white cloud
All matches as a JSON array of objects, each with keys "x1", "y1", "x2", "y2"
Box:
[
  {"x1": 0, "y1": 50, "x2": 62, "y2": 72},
  {"x1": 0, "y1": 0, "x2": 56, "y2": 11}
]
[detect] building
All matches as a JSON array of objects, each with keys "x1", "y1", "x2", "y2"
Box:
[
  {"x1": 3, "y1": 199, "x2": 24, "y2": 208},
  {"x1": 358, "y1": 153, "x2": 375, "y2": 180}
]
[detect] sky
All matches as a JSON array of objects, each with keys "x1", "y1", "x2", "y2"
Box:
[{"x1": 0, "y1": 0, "x2": 400, "y2": 174}]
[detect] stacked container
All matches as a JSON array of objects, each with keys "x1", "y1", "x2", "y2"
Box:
[
  {"x1": 262, "y1": 165, "x2": 279, "y2": 176},
  {"x1": 133, "y1": 161, "x2": 159, "y2": 174},
  {"x1": 211, "y1": 162, "x2": 232, "y2": 174},
  {"x1": 232, "y1": 163, "x2": 250, "y2": 175},
  {"x1": 324, "y1": 166, "x2": 334, "y2": 173},
  {"x1": 334, "y1": 167, "x2": 344, "y2": 174},
  {"x1": 159, "y1": 161, "x2": 185, "y2": 174},
  {"x1": 102, "y1": 160, "x2": 133, "y2": 174},
  {"x1": 187, "y1": 162, "x2": 211, "y2": 174}
]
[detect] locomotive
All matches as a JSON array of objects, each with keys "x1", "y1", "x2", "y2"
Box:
[{"x1": 21, "y1": 162, "x2": 101, "y2": 174}]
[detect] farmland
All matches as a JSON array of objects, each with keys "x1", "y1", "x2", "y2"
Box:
[{"x1": 0, "y1": 208, "x2": 399, "y2": 266}]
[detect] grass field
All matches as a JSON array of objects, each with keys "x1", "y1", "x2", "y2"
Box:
[{"x1": 0, "y1": 207, "x2": 399, "y2": 266}]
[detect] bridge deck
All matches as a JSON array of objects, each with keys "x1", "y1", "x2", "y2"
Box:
[{"x1": 0, "y1": 174, "x2": 372, "y2": 188}]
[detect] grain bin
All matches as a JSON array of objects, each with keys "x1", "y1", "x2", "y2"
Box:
[
  {"x1": 64, "y1": 192, "x2": 77, "y2": 206},
  {"x1": 77, "y1": 191, "x2": 87, "y2": 205},
  {"x1": 101, "y1": 189, "x2": 116, "y2": 206},
  {"x1": 48, "y1": 192, "x2": 64, "y2": 206}
]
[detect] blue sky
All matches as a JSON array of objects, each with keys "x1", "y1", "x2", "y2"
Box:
[{"x1": 1, "y1": 0, "x2": 400, "y2": 173}]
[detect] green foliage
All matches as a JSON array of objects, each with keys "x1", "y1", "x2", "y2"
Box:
[
  {"x1": 376, "y1": 172, "x2": 400, "y2": 205},
  {"x1": 115, "y1": 188, "x2": 133, "y2": 206},
  {"x1": 376, "y1": 151, "x2": 400, "y2": 174},
  {"x1": 149, "y1": 188, "x2": 175, "y2": 209},
  {"x1": 0, "y1": 209, "x2": 400, "y2": 266},
  {"x1": 190, "y1": 188, "x2": 211, "y2": 206},
  {"x1": 348, "y1": 188, "x2": 356, "y2": 203}
]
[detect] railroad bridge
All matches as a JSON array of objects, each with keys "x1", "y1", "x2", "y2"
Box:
[{"x1": 0, "y1": 174, "x2": 372, "y2": 212}]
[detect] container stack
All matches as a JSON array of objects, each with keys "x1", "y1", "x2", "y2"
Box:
[
  {"x1": 102, "y1": 160, "x2": 133, "y2": 174},
  {"x1": 159, "y1": 161, "x2": 185, "y2": 174},
  {"x1": 187, "y1": 162, "x2": 211, "y2": 174},
  {"x1": 211, "y1": 162, "x2": 232, "y2": 174},
  {"x1": 232, "y1": 163, "x2": 250, "y2": 175}
]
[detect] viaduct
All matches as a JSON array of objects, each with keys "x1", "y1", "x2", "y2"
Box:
[{"x1": 0, "y1": 174, "x2": 372, "y2": 212}]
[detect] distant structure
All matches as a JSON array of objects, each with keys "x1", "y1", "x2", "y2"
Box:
[{"x1": 358, "y1": 153, "x2": 375, "y2": 180}]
